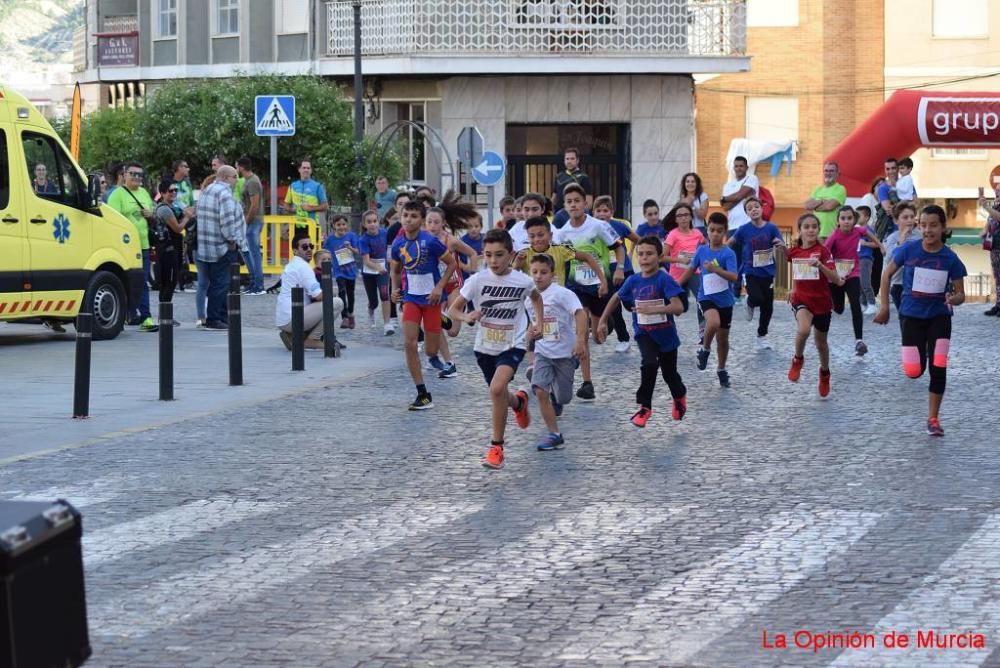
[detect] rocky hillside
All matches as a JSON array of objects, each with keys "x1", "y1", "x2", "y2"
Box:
[{"x1": 0, "y1": 0, "x2": 83, "y2": 70}]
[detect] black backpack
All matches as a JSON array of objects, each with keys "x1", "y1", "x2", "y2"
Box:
[{"x1": 152, "y1": 203, "x2": 174, "y2": 246}]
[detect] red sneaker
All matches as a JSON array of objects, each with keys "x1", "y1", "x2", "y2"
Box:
[
  {"x1": 631, "y1": 407, "x2": 652, "y2": 428},
  {"x1": 788, "y1": 355, "x2": 804, "y2": 382},
  {"x1": 672, "y1": 396, "x2": 687, "y2": 421},
  {"x1": 512, "y1": 390, "x2": 530, "y2": 429},
  {"x1": 926, "y1": 418, "x2": 944, "y2": 437},
  {"x1": 483, "y1": 443, "x2": 505, "y2": 469},
  {"x1": 818, "y1": 368, "x2": 831, "y2": 398}
]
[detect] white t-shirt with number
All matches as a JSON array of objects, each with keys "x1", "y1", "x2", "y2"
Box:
[
  {"x1": 722, "y1": 174, "x2": 759, "y2": 230},
  {"x1": 527, "y1": 282, "x2": 582, "y2": 360},
  {"x1": 275, "y1": 256, "x2": 322, "y2": 328},
  {"x1": 551, "y1": 215, "x2": 620, "y2": 286},
  {"x1": 460, "y1": 268, "x2": 535, "y2": 355}
]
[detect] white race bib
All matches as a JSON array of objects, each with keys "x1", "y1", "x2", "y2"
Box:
[
  {"x1": 676, "y1": 252, "x2": 691, "y2": 269},
  {"x1": 335, "y1": 247, "x2": 355, "y2": 266},
  {"x1": 703, "y1": 272, "x2": 729, "y2": 295},
  {"x1": 481, "y1": 321, "x2": 515, "y2": 352},
  {"x1": 362, "y1": 261, "x2": 382, "y2": 275},
  {"x1": 912, "y1": 267, "x2": 948, "y2": 295},
  {"x1": 835, "y1": 259, "x2": 855, "y2": 278},
  {"x1": 635, "y1": 299, "x2": 667, "y2": 326},
  {"x1": 752, "y1": 248, "x2": 774, "y2": 268},
  {"x1": 574, "y1": 263, "x2": 601, "y2": 286},
  {"x1": 792, "y1": 259, "x2": 820, "y2": 281},
  {"x1": 406, "y1": 272, "x2": 434, "y2": 296},
  {"x1": 542, "y1": 316, "x2": 560, "y2": 342}
]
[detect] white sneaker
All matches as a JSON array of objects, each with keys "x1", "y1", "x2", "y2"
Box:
[
  {"x1": 755, "y1": 336, "x2": 772, "y2": 351},
  {"x1": 614, "y1": 340, "x2": 631, "y2": 354},
  {"x1": 383, "y1": 323, "x2": 396, "y2": 335},
  {"x1": 865, "y1": 304, "x2": 877, "y2": 315},
  {"x1": 745, "y1": 301, "x2": 755, "y2": 322}
]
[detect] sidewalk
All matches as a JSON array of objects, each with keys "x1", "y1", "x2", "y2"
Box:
[{"x1": 0, "y1": 316, "x2": 395, "y2": 463}]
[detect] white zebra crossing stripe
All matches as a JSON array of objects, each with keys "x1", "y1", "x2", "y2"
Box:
[
  {"x1": 831, "y1": 513, "x2": 1000, "y2": 667},
  {"x1": 89, "y1": 501, "x2": 484, "y2": 638},
  {"x1": 6, "y1": 476, "x2": 126, "y2": 509},
  {"x1": 84, "y1": 499, "x2": 282, "y2": 567},
  {"x1": 556, "y1": 509, "x2": 881, "y2": 663}
]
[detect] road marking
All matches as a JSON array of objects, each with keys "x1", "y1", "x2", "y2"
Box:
[
  {"x1": 89, "y1": 500, "x2": 484, "y2": 638},
  {"x1": 832, "y1": 513, "x2": 1000, "y2": 667},
  {"x1": 556, "y1": 509, "x2": 881, "y2": 663},
  {"x1": 85, "y1": 499, "x2": 281, "y2": 567},
  {"x1": 5, "y1": 477, "x2": 126, "y2": 509}
]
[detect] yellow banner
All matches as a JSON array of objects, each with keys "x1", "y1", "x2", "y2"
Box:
[{"x1": 69, "y1": 83, "x2": 81, "y2": 162}]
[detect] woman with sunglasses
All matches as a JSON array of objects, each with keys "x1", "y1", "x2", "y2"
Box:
[{"x1": 153, "y1": 180, "x2": 191, "y2": 318}]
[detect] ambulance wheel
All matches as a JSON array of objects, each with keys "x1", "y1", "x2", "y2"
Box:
[{"x1": 83, "y1": 271, "x2": 126, "y2": 340}]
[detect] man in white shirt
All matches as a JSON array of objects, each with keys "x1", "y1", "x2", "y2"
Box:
[
  {"x1": 275, "y1": 234, "x2": 342, "y2": 350},
  {"x1": 720, "y1": 156, "x2": 759, "y2": 231}
]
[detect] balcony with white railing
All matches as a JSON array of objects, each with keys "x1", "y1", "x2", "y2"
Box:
[{"x1": 324, "y1": 0, "x2": 748, "y2": 74}]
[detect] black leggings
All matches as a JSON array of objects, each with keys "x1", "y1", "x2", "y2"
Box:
[
  {"x1": 831, "y1": 276, "x2": 863, "y2": 340},
  {"x1": 901, "y1": 315, "x2": 951, "y2": 395},
  {"x1": 636, "y1": 336, "x2": 686, "y2": 409},
  {"x1": 745, "y1": 274, "x2": 774, "y2": 337},
  {"x1": 362, "y1": 273, "x2": 389, "y2": 312},
  {"x1": 156, "y1": 245, "x2": 179, "y2": 304},
  {"x1": 337, "y1": 278, "x2": 355, "y2": 316}
]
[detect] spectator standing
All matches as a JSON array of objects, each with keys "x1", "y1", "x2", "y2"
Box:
[
  {"x1": 153, "y1": 180, "x2": 190, "y2": 319},
  {"x1": 172, "y1": 160, "x2": 195, "y2": 210},
  {"x1": 877, "y1": 158, "x2": 900, "y2": 232},
  {"x1": 804, "y1": 161, "x2": 847, "y2": 241},
  {"x1": 978, "y1": 185, "x2": 1000, "y2": 316},
  {"x1": 283, "y1": 159, "x2": 328, "y2": 228},
  {"x1": 275, "y1": 234, "x2": 343, "y2": 350},
  {"x1": 678, "y1": 172, "x2": 710, "y2": 232},
  {"x1": 896, "y1": 157, "x2": 917, "y2": 201},
  {"x1": 196, "y1": 165, "x2": 246, "y2": 330},
  {"x1": 720, "y1": 156, "x2": 759, "y2": 232},
  {"x1": 107, "y1": 161, "x2": 157, "y2": 331},
  {"x1": 237, "y1": 157, "x2": 266, "y2": 295},
  {"x1": 551, "y1": 147, "x2": 593, "y2": 212},
  {"x1": 373, "y1": 175, "x2": 396, "y2": 219},
  {"x1": 102, "y1": 162, "x2": 124, "y2": 203}
]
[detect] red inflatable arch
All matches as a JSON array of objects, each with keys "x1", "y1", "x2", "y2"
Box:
[{"x1": 826, "y1": 90, "x2": 1000, "y2": 196}]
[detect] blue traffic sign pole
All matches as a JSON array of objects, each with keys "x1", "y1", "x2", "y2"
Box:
[{"x1": 255, "y1": 96, "x2": 296, "y2": 215}]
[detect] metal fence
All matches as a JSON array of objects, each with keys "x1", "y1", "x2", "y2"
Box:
[{"x1": 326, "y1": 0, "x2": 746, "y2": 57}]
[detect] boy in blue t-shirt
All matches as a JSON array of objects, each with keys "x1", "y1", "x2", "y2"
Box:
[
  {"x1": 594, "y1": 195, "x2": 640, "y2": 353},
  {"x1": 596, "y1": 235, "x2": 687, "y2": 428},
  {"x1": 728, "y1": 197, "x2": 785, "y2": 349},
  {"x1": 358, "y1": 210, "x2": 393, "y2": 334},
  {"x1": 323, "y1": 214, "x2": 360, "y2": 328},
  {"x1": 458, "y1": 213, "x2": 484, "y2": 280},
  {"x1": 678, "y1": 213, "x2": 738, "y2": 387},
  {"x1": 874, "y1": 204, "x2": 967, "y2": 437},
  {"x1": 855, "y1": 205, "x2": 879, "y2": 313}
]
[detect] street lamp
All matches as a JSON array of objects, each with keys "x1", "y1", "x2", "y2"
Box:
[{"x1": 351, "y1": 0, "x2": 364, "y2": 232}]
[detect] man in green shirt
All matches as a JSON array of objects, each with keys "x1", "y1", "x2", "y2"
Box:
[
  {"x1": 805, "y1": 162, "x2": 847, "y2": 240},
  {"x1": 107, "y1": 161, "x2": 157, "y2": 331}
]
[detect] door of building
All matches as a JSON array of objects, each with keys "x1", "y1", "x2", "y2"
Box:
[{"x1": 506, "y1": 124, "x2": 630, "y2": 219}]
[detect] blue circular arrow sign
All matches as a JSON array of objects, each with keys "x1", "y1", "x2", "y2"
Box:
[{"x1": 471, "y1": 151, "x2": 506, "y2": 187}]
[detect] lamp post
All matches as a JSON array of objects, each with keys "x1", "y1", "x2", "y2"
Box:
[{"x1": 352, "y1": 0, "x2": 364, "y2": 233}]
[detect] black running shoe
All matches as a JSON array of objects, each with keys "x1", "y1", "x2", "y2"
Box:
[
  {"x1": 576, "y1": 381, "x2": 596, "y2": 402},
  {"x1": 717, "y1": 369, "x2": 731, "y2": 388},
  {"x1": 408, "y1": 393, "x2": 434, "y2": 411}
]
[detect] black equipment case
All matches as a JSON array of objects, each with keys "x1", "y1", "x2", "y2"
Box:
[{"x1": 0, "y1": 500, "x2": 90, "y2": 668}]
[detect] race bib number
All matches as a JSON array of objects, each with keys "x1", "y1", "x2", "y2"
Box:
[
  {"x1": 335, "y1": 247, "x2": 355, "y2": 266},
  {"x1": 676, "y1": 252, "x2": 691, "y2": 269},
  {"x1": 752, "y1": 249, "x2": 774, "y2": 268},
  {"x1": 574, "y1": 263, "x2": 601, "y2": 286},
  {"x1": 481, "y1": 322, "x2": 515, "y2": 352},
  {"x1": 406, "y1": 272, "x2": 434, "y2": 296},
  {"x1": 542, "y1": 316, "x2": 560, "y2": 342},
  {"x1": 635, "y1": 299, "x2": 667, "y2": 326},
  {"x1": 792, "y1": 259, "x2": 820, "y2": 281},
  {"x1": 912, "y1": 267, "x2": 949, "y2": 295},
  {"x1": 835, "y1": 259, "x2": 855, "y2": 278},
  {"x1": 703, "y1": 272, "x2": 729, "y2": 295},
  {"x1": 362, "y1": 261, "x2": 382, "y2": 275}
]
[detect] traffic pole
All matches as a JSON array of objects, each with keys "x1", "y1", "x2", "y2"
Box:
[
  {"x1": 228, "y1": 263, "x2": 243, "y2": 386},
  {"x1": 321, "y1": 260, "x2": 340, "y2": 358},
  {"x1": 72, "y1": 312, "x2": 92, "y2": 419},
  {"x1": 158, "y1": 302, "x2": 174, "y2": 401},
  {"x1": 291, "y1": 286, "x2": 305, "y2": 371}
]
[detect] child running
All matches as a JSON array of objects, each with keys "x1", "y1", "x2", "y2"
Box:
[
  {"x1": 390, "y1": 200, "x2": 458, "y2": 410},
  {"x1": 824, "y1": 205, "x2": 884, "y2": 356},
  {"x1": 525, "y1": 254, "x2": 588, "y2": 451},
  {"x1": 323, "y1": 214, "x2": 360, "y2": 329},
  {"x1": 459, "y1": 213, "x2": 484, "y2": 280},
  {"x1": 874, "y1": 204, "x2": 966, "y2": 437},
  {"x1": 785, "y1": 213, "x2": 845, "y2": 398},
  {"x1": 596, "y1": 236, "x2": 687, "y2": 428},
  {"x1": 728, "y1": 197, "x2": 785, "y2": 350},
  {"x1": 447, "y1": 229, "x2": 544, "y2": 469},
  {"x1": 664, "y1": 202, "x2": 707, "y2": 338},
  {"x1": 677, "y1": 212, "x2": 738, "y2": 387},
  {"x1": 636, "y1": 199, "x2": 665, "y2": 241},
  {"x1": 594, "y1": 195, "x2": 640, "y2": 353},
  {"x1": 883, "y1": 202, "x2": 918, "y2": 316},
  {"x1": 358, "y1": 210, "x2": 393, "y2": 334},
  {"x1": 855, "y1": 205, "x2": 879, "y2": 315}
]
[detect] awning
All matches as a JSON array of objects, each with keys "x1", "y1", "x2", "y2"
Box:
[{"x1": 949, "y1": 228, "x2": 986, "y2": 246}]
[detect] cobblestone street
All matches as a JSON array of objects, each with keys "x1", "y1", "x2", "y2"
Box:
[{"x1": 2, "y1": 292, "x2": 999, "y2": 667}]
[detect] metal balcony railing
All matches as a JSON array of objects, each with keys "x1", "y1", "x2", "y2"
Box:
[
  {"x1": 326, "y1": 0, "x2": 746, "y2": 58},
  {"x1": 101, "y1": 14, "x2": 139, "y2": 33}
]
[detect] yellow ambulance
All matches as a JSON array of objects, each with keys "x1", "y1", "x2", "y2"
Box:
[{"x1": 0, "y1": 85, "x2": 143, "y2": 340}]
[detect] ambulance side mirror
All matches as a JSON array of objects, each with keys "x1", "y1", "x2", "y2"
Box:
[{"x1": 87, "y1": 174, "x2": 102, "y2": 208}]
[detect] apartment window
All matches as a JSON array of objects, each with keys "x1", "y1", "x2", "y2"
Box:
[
  {"x1": 276, "y1": 0, "x2": 309, "y2": 34},
  {"x1": 933, "y1": 0, "x2": 987, "y2": 37},
  {"x1": 396, "y1": 103, "x2": 427, "y2": 183},
  {"x1": 745, "y1": 97, "x2": 799, "y2": 143},
  {"x1": 747, "y1": 0, "x2": 798, "y2": 28},
  {"x1": 157, "y1": 0, "x2": 177, "y2": 38},
  {"x1": 931, "y1": 147, "x2": 988, "y2": 159},
  {"x1": 215, "y1": 0, "x2": 240, "y2": 36}
]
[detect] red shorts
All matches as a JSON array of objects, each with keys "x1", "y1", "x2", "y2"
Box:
[{"x1": 402, "y1": 302, "x2": 442, "y2": 333}]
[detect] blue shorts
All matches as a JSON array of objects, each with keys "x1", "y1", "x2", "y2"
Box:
[{"x1": 475, "y1": 348, "x2": 526, "y2": 384}]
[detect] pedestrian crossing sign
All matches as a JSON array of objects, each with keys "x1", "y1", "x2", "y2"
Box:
[{"x1": 255, "y1": 95, "x2": 295, "y2": 137}]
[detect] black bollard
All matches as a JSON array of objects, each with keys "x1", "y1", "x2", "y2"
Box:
[
  {"x1": 72, "y1": 312, "x2": 92, "y2": 419},
  {"x1": 291, "y1": 286, "x2": 304, "y2": 371},
  {"x1": 320, "y1": 260, "x2": 340, "y2": 358},
  {"x1": 158, "y1": 302, "x2": 174, "y2": 401},
  {"x1": 228, "y1": 263, "x2": 243, "y2": 386}
]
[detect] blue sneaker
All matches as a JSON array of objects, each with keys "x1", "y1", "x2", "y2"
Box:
[
  {"x1": 536, "y1": 432, "x2": 565, "y2": 451},
  {"x1": 427, "y1": 355, "x2": 446, "y2": 372},
  {"x1": 696, "y1": 347, "x2": 710, "y2": 371},
  {"x1": 438, "y1": 362, "x2": 457, "y2": 379}
]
